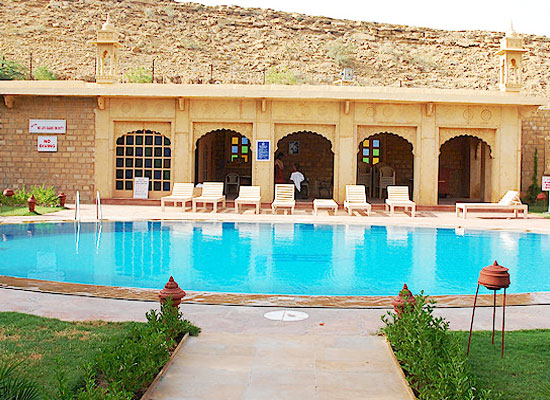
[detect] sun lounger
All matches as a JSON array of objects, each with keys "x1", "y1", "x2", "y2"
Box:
[
  {"x1": 455, "y1": 190, "x2": 527, "y2": 219},
  {"x1": 313, "y1": 199, "x2": 338, "y2": 215},
  {"x1": 343, "y1": 185, "x2": 372, "y2": 216},
  {"x1": 385, "y1": 186, "x2": 416, "y2": 217},
  {"x1": 272, "y1": 184, "x2": 295, "y2": 214},
  {"x1": 235, "y1": 186, "x2": 261, "y2": 214},
  {"x1": 161, "y1": 183, "x2": 194, "y2": 212},
  {"x1": 192, "y1": 182, "x2": 226, "y2": 212}
]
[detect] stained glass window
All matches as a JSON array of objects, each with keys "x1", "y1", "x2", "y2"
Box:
[
  {"x1": 229, "y1": 136, "x2": 251, "y2": 164},
  {"x1": 359, "y1": 137, "x2": 382, "y2": 165},
  {"x1": 115, "y1": 130, "x2": 171, "y2": 193}
]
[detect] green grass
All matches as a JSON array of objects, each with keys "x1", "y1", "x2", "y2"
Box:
[
  {"x1": 528, "y1": 202, "x2": 550, "y2": 217},
  {"x1": 0, "y1": 206, "x2": 65, "y2": 216},
  {"x1": 0, "y1": 312, "x2": 140, "y2": 398},
  {"x1": 455, "y1": 330, "x2": 550, "y2": 399}
]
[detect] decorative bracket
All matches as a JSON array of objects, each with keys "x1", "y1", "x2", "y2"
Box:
[
  {"x1": 426, "y1": 103, "x2": 434, "y2": 117},
  {"x1": 3, "y1": 95, "x2": 14, "y2": 109},
  {"x1": 344, "y1": 100, "x2": 350, "y2": 115},
  {"x1": 178, "y1": 97, "x2": 186, "y2": 111},
  {"x1": 97, "y1": 96, "x2": 106, "y2": 110},
  {"x1": 261, "y1": 99, "x2": 267, "y2": 113}
]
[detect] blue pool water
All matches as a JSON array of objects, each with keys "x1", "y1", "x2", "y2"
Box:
[{"x1": 0, "y1": 221, "x2": 549, "y2": 296}]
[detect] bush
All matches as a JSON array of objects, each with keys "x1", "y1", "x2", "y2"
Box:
[
  {"x1": 265, "y1": 66, "x2": 299, "y2": 85},
  {"x1": 0, "y1": 58, "x2": 27, "y2": 80},
  {"x1": 524, "y1": 148, "x2": 542, "y2": 204},
  {"x1": 0, "y1": 361, "x2": 42, "y2": 400},
  {"x1": 124, "y1": 67, "x2": 152, "y2": 83},
  {"x1": 324, "y1": 39, "x2": 355, "y2": 67},
  {"x1": 0, "y1": 185, "x2": 60, "y2": 207},
  {"x1": 80, "y1": 299, "x2": 200, "y2": 398},
  {"x1": 381, "y1": 293, "x2": 498, "y2": 399},
  {"x1": 34, "y1": 65, "x2": 58, "y2": 80}
]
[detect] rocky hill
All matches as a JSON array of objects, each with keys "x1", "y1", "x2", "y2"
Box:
[{"x1": 2, "y1": 0, "x2": 550, "y2": 96}]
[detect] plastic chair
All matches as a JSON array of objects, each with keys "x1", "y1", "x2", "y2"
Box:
[
  {"x1": 224, "y1": 173, "x2": 240, "y2": 196},
  {"x1": 378, "y1": 166, "x2": 395, "y2": 199}
]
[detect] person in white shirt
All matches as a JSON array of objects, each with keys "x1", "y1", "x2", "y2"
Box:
[{"x1": 289, "y1": 164, "x2": 307, "y2": 199}]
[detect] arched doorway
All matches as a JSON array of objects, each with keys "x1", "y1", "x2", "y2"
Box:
[
  {"x1": 114, "y1": 129, "x2": 172, "y2": 198},
  {"x1": 438, "y1": 136, "x2": 492, "y2": 203},
  {"x1": 356, "y1": 132, "x2": 414, "y2": 200},
  {"x1": 275, "y1": 131, "x2": 334, "y2": 200},
  {"x1": 194, "y1": 129, "x2": 252, "y2": 199}
]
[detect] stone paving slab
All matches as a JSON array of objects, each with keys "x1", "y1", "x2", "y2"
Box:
[{"x1": 148, "y1": 332, "x2": 413, "y2": 400}]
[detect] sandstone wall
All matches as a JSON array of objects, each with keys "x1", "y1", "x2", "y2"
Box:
[
  {"x1": 522, "y1": 109, "x2": 550, "y2": 193},
  {"x1": 0, "y1": 96, "x2": 95, "y2": 202}
]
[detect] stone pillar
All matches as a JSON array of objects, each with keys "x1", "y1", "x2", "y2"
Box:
[
  {"x1": 174, "y1": 98, "x2": 191, "y2": 183},
  {"x1": 469, "y1": 139, "x2": 482, "y2": 199},
  {"x1": 492, "y1": 106, "x2": 521, "y2": 201},
  {"x1": 415, "y1": 104, "x2": 438, "y2": 205},
  {"x1": 94, "y1": 101, "x2": 112, "y2": 198},
  {"x1": 254, "y1": 100, "x2": 273, "y2": 202},
  {"x1": 335, "y1": 101, "x2": 355, "y2": 203}
]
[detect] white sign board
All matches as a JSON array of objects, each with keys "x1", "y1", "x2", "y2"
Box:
[
  {"x1": 37, "y1": 136, "x2": 57, "y2": 152},
  {"x1": 542, "y1": 176, "x2": 550, "y2": 192},
  {"x1": 133, "y1": 177, "x2": 149, "y2": 199},
  {"x1": 29, "y1": 119, "x2": 66, "y2": 134}
]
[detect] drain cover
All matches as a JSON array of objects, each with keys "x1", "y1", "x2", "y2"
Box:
[{"x1": 264, "y1": 310, "x2": 309, "y2": 322}]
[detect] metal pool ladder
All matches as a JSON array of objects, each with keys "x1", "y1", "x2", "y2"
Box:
[
  {"x1": 96, "y1": 190, "x2": 103, "y2": 222},
  {"x1": 74, "y1": 191, "x2": 81, "y2": 222}
]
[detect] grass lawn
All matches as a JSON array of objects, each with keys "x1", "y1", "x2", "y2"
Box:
[
  {"x1": 0, "y1": 205, "x2": 65, "y2": 216},
  {"x1": 455, "y1": 330, "x2": 550, "y2": 399},
  {"x1": 0, "y1": 312, "x2": 140, "y2": 398},
  {"x1": 528, "y1": 202, "x2": 550, "y2": 217}
]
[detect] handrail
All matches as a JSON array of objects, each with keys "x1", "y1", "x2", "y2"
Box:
[
  {"x1": 74, "y1": 191, "x2": 81, "y2": 222},
  {"x1": 96, "y1": 190, "x2": 103, "y2": 221}
]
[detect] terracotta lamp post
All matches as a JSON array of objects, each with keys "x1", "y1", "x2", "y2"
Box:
[
  {"x1": 467, "y1": 260, "x2": 510, "y2": 358},
  {"x1": 27, "y1": 195, "x2": 37, "y2": 213},
  {"x1": 58, "y1": 192, "x2": 67, "y2": 208},
  {"x1": 392, "y1": 284, "x2": 416, "y2": 317},
  {"x1": 159, "y1": 276, "x2": 186, "y2": 308}
]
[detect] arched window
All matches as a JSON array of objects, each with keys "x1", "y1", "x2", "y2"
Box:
[
  {"x1": 229, "y1": 135, "x2": 250, "y2": 163},
  {"x1": 115, "y1": 130, "x2": 171, "y2": 193}
]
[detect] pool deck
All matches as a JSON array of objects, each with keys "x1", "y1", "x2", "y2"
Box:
[{"x1": 1, "y1": 206, "x2": 549, "y2": 400}]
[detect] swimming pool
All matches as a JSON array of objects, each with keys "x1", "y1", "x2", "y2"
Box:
[{"x1": 0, "y1": 221, "x2": 549, "y2": 296}]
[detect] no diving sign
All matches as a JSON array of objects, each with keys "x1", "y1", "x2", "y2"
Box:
[
  {"x1": 37, "y1": 136, "x2": 57, "y2": 152},
  {"x1": 542, "y1": 176, "x2": 550, "y2": 192}
]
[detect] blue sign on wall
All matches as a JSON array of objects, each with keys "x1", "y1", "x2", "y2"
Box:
[{"x1": 256, "y1": 140, "x2": 271, "y2": 161}]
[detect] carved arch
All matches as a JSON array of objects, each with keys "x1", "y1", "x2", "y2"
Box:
[
  {"x1": 193, "y1": 122, "x2": 253, "y2": 143},
  {"x1": 357, "y1": 125, "x2": 416, "y2": 155},
  {"x1": 274, "y1": 124, "x2": 335, "y2": 145},
  {"x1": 439, "y1": 128, "x2": 495, "y2": 157},
  {"x1": 275, "y1": 130, "x2": 334, "y2": 153}
]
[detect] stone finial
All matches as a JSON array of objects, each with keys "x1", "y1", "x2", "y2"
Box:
[{"x1": 102, "y1": 14, "x2": 115, "y2": 32}]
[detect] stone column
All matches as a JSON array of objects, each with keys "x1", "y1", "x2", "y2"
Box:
[
  {"x1": 94, "y1": 101, "x2": 112, "y2": 198},
  {"x1": 254, "y1": 100, "x2": 273, "y2": 202},
  {"x1": 415, "y1": 104, "x2": 438, "y2": 205},
  {"x1": 492, "y1": 106, "x2": 521, "y2": 201},
  {"x1": 174, "y1": 98, "x2": 191, "y2": 183},
  {"x1": 335, "y1": 101, "x2": 355, "y2": 203}
]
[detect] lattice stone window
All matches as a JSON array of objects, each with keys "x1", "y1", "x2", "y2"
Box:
[
  {"x1": 360, "y1": 138, "x2": 381, "y2": 165},
  {"x1": 115, "y1": 130, "x2": 171, "y2": 192},
  {"x1": 229, "y1": 136, "x2": 250, "y2": 163}
]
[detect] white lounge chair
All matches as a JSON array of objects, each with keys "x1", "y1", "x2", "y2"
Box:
[
  {"x1": 235, "y1": 186, "x2": 261, "y2": 214},
  {"x1": 192, "y1": 182, "x2": 226, "y2": 213},
  {"x1": 344, "y1": 185, "x2": 372, "y2": 216},
  {"x1": 161, "y1": 183, "x2": 194, "y2": 212},
  {"x1": 455, "y1": 190, "x2": 528, "y2": 219},
  {"x1": 272, "y1": 184, "x2": 295, "y2": 214},
  {"x1": 385, "y1": 186, "x2": 416, "y2": 217}
]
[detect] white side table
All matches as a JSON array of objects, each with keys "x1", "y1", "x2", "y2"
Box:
[{"x1": 313, "y1": 199, "x2": 338, "y2": 215}]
